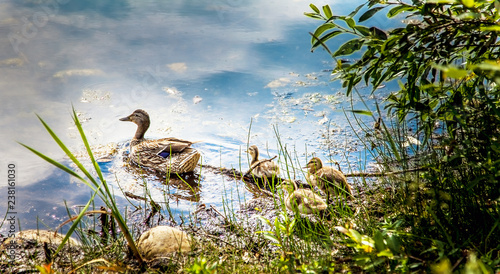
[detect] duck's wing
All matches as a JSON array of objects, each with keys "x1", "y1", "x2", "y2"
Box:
[
  {"x1": 251, "y1": 160, "x2": 280, "y2": 177},
  {"x1": 300, "y1": 189, "x2": 327, "y2": 207},
  {"x1": 318, "y1": 168, "x2": 353, "y2": 197},
  {"x1": 317, "y1": 168, "x2": 346, "y2": 185},
  {"x1": 158, "y1": 137, "x2": 199, "y2": 145},
  {"x1": 136, "y1": 138, "x2": 197, "y2": 158},
  {"x1": 292, "y1": 190, "x2": 327, "y2": 214}
]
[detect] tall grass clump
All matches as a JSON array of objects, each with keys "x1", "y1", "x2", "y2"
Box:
[
  {"x1": 19, "y1": 107, "x2": 144, "y2": 269},
  {"x1": 306, "y1": 0, "x2": 500, "y2": 272}
]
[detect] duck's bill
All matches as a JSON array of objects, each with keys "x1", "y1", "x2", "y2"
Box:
[{"x1": 119, "y1": 115, "x2": 130, "y2": 121}]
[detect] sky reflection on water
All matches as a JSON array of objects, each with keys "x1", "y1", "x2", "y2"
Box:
[{"x1": 0, "y1": 0, "x2": 382, "y2": 232}]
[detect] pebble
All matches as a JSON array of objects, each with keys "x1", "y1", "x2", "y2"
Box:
[
  {"x1": 137, "y1": 226, "x2": 191, "y2": 259},
  {"x1": 2, "y1": 229, "x2": 81, "y2": 247}
]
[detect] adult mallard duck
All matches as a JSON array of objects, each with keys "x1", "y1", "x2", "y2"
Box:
[
  {"x1": 305, "y1": 157, "x2": 353, "y2": 202},
  {"x1": 280, "y1": 180, "x2": 327, "y2": 215},
  {"x1": 245, "y1": 145, "x2": 280, "y2": 179},
  {"x1": 120, "y1": 109, "x2": 201, "y2": 174}
]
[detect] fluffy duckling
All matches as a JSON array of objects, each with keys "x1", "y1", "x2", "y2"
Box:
[
  {"x1": 120, "y1": 109, "x2": 201, "y2": 174},
  {"x1": 305, "y1": 157, "x2": 353, "y2": 202},
  {"x1": 280, "y1": 180, "x2": 327, "y2": 215},
  {"x1": 245, "y1": 145, "x2": 280, "y2": 179}
]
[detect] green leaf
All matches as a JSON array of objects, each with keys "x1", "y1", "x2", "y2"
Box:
[
  {"x1": 34, "y1": 114, "x2": 100, "y2": 191},
  {"x1": 354, "y1": 25, "x2": 371, "y2": 36},
  {"x1": 345, "y1": 17, "x2": 356, "y2": 29},
  {"x1": 311, "y1": 23, "x2": 337, "y2": 44},
  {"x1": 346, "y1": 75, "x2": 361, "y2": 96},
  {"x1": 364, "y1": 66, "x2": 374, "y2": 85},
  {"x1": 387, "y1": 5, "x2": 418, "y2": 18},
  {"x1": 377, "y1": 249, "x2": 394, "y2": 257},
  {"x1": 72, "y1": 107, "x2": 106, "y2": 189},
  {"x1": 359, "y1": 7, "x2": 385, "y2": 22},
  {"x1": 373, "y1": 231, "x2": 386, "y2": 252},
  {"x1": 322, "y1": 5, "x2": 332, "y2": 19},
  {"x1": 304, "y1": 12, "x2": 324, "y2": 19},
  {"x1": 350, "y1": 110, "x2": 373, "y2": 116},
  {"x1": 461, "y1": 0, "x2": 475, "y2": 8},
  {"x1": 349, "y1": 229, "x2": 362, "y2": 243},
  {"x1": 333, "y1": 39, "x2": 363, "y2": 57},
  {"x1": 368, "y1": 27, "x2": 387, "y2": 40},
  {"x1": 456, "y1": 12, "x2": 480, "y2": 19},
  {"x1": 309, "y1": 3, "x2": 320, "y2": 13},
  {"x1": 262, "y1": 233, "x2": 280, "y2": 244},
  {"x1": 311, "y1": 30, "x2": 342, "y2": 52},
  {"x1": 18, "y1": 143, "x2": 94, "y2": 190},
  {"x1": 473, "y1": 61, "x2": 500, "y2": 71},
  {"x1": 426, "y1": 0, "x2": 458, "y2": 3},
  {"x1": 433, "y1": 64, "x2": 469, "y2": 79},
  {"x1": 257, "y1": 216, "x2": 272, "y2": 226},
  {"x1": 348, "y1": 3, "x2": 366, "y2": 17},
  {"x1": 481, "y1": 25, "x2": 500, "y2": 32},
  {"x1": 447, "y1": 67, "x2": 469, "y2": 78},
  {"x1": 386, "y1": 235, "x2": 401, "y2": 254}
]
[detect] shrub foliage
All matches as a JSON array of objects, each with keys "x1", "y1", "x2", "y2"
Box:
[{"x1": 307, "y1": 0, "x2": 500, "y2": 269}]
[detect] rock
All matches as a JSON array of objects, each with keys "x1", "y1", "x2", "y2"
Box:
[
  {"x1": 1, "y1": 230, "x2": 83, "y2": 273},
  {"x1": 1, "y1": 229, "x2": 81, "y2": 248},
  {"x1": 137, "y1": 226, "x2": 191, "y2": 259}
]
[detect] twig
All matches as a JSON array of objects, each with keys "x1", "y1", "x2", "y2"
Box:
[
  {"x1": 124, "y1": 191, "x2": 147, "y2": 201},
  {"x1": 201, "y1": 164, "x2": 286, "y2": 185},
  {"x1": 209, "y1": 205, "x2": 228, "y2": 221},
  {"x1": 258, "y1": 188, "x2": 280, "y2": 200},
  {"x1": 194, "y1": 230, "x2": 237, "y2": 248},
  {"x1": 344, "y1": 167, "x2": 430, "y2": 177}
]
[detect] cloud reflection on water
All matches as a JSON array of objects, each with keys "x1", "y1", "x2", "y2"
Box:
[{"x1": 0, "y1": 0, "x2": 369, "y2": 231}]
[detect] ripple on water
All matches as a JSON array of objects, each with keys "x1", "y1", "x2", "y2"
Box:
[{"x1": 73, "y1": 141, "x2": 257, "y2": 224}]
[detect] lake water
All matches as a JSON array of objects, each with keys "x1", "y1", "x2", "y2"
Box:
[{"x1": 0, "y1": 0, "x2": 391, "y2": 234}]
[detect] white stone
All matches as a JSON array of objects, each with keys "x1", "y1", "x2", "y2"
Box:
[
  {"x1": 2, "y1": 229, "x2": 81, "y2": 247},
  {"x1": 137, "y1": 226, "x2": 191, "y2": 259}
]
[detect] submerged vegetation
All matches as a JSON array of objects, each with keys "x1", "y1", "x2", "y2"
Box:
[{"x1": 2, "y1": 0, "x2": 500, "y2": 273}]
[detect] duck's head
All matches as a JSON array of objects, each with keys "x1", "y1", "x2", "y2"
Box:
[
  {"x1": 305, "y1": 157, "x2": 323, "y2": 173},
  {"x1": 245, "y1": 145, "x2": 259, "y2": 160},
  {"x1": 279, "y1": 179, "x2": 297, "y2": 195},
  {"x1": 120, "y1": 109, "x2": 150, "y2": 139}
]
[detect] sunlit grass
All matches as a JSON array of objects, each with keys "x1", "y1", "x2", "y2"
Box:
[
  {"x1": 19, "y1": 107, "x2": 144, "y2": 266},
  {"x1": 10, "y1": 104, "x2": 489, "y2": 273}
]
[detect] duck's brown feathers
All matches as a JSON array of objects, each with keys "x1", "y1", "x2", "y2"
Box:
[
  {"x1": 281, "y1": 180, "x2": 327, "y2": 214},
  {"x1": 306, "y1": 157, "x2": 353, "y2": 200},
  {"x1": 121, "y1": 109, "x2": 201, "y2": 174},
  {"x1": 131, "y1": 137, "x2": 197, "y2": 155},
  {"x1": 246, "y1": 145, "x2": 279, "y2": 178}
]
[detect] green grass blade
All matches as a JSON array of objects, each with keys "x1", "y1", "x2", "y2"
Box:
[
  {"x1": 54, "y1": 184, "x2": 102, "y2": 256},
  {"x1": 69, "y1": 107, "x2": 143, "y2": 264},
  {"x1": 71, "y1": 107, "x2": 106, "y2": 189},
  {"x1": 18, "y1": 142, "x2": 97, "y2": 192},
  {"x1": 375, "y1": 103, "x2": 401, "y2": 161},
  {"x1": 27, "y1": 110, "x2": 144, "y2": 264},
  {"x1": 35, "y1": 114, "x2": 102, "y2": 190}
]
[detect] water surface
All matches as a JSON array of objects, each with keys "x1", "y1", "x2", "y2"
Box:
[{"x1": 0, "y1": 0, "x2": 390, "y2": 233}]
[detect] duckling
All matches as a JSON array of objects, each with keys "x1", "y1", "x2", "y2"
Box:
[
  {"x1": 245, "y1": 145, "x2": 280, "y2": 179},
  {"x1": 120, "y1": 109, "x2": 201, "y2": 174},
  {"x1": 305, "y1": 157, "x2": 353, "y2": 202},
  {"x1": 280, "y1": 180, "x2": 327, "y2": 215}
]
